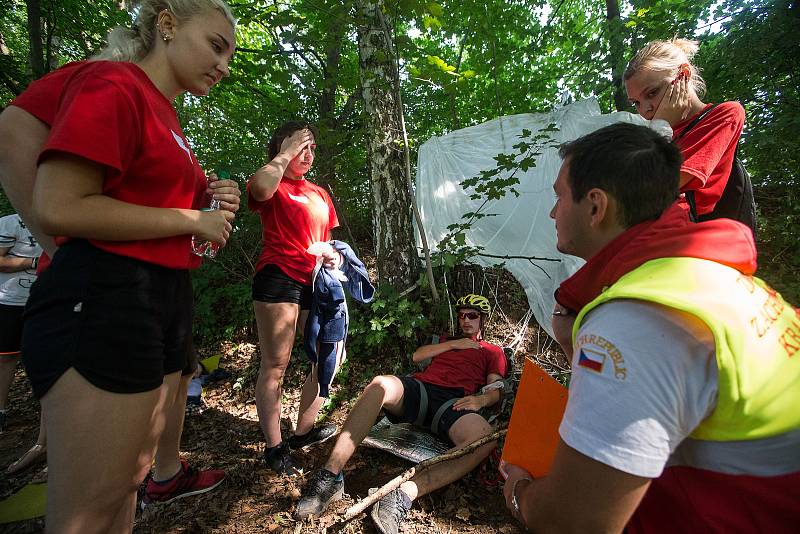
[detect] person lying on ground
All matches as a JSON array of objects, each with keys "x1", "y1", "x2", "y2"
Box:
[
  {"x1": 295, "y1": 293, "x2": 508, "y2": 534},
  {"x1": 503, "y1": 122, "x2": 799, "y2": 533}
]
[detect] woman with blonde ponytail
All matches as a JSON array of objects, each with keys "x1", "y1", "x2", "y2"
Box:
[
  {"x1": 14, "y1": 1, "x2": 237, "y2": 531},
  {"x1": 624, "y1": 37, "x2": 745, "y2": 219}
]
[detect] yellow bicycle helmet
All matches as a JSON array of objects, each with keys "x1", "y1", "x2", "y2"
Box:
[{"x1": 455, "y1": 294, "x2": 491, "y2": 315}]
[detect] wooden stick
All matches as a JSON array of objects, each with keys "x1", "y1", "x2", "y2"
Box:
[{"x1": 342, "y1": 428, "x2": 507, "y2": 520}]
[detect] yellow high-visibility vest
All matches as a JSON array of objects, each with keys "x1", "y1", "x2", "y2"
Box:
[{"x1": 573, "y1": 257, "x2": 800, "y2": 441}]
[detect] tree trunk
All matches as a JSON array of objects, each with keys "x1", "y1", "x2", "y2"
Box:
[
  {"x1": 317, "y1": 8, "x2": 344, "y2": 189},
  {"x1": 356, "y1": 0, "x2": 418, "y2": 289},
  {"x1": 605, "y1": 0, "x2": 627, "y2": 112},
  {"x1": 25, "y1": 0, "x2": 45, "y2": 79}
]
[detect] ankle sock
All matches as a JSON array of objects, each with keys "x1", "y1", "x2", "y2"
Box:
[{"x1": 330, "y1": 469, "x2": 344, "y2": 482}]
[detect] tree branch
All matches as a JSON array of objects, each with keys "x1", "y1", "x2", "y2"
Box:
[{"x1": 342, "y1": 428, "x2": 507, "y2": 520}]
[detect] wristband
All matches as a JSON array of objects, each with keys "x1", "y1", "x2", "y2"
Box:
[
  {"x1": 31, "y1": 256, "x2": 39, "y2": 270},
  {"x1": 511, "y1": 477, "x2": 532, "y2": 522}
]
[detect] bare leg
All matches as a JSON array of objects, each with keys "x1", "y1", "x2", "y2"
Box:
[
  {"x1": 254, "y1": 301, "x2": 300, "y2": 447},
  {"x1": 42, "y1": 369, "x2": 180, "y2": 534},
  {"x1": 324, "y1": 375, "x2": 405, "y2": 474},
  {"x1": 399, "y1": 413, "x2": 496, "y2": 501},
  {"x1": 0, "y1": 354, "x2": 19, "y2": 410},
  {"x1": 5, "y1": 412, "x2": 47, "y2": 475},
  {"x1": 295, "y1": 366, "x2": 323, "y2": 435},
  {"x1": 153, "y1": 372, "x2": 191, "y2": 480}
]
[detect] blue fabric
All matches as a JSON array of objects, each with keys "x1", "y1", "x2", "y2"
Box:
[{"x1": 304, "y1": 240, "x2": 374, "y2": 396}]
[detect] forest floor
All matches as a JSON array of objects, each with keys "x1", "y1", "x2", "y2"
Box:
[{"x1": 1, "y1": 270, "x2": 568, "y2": 534}]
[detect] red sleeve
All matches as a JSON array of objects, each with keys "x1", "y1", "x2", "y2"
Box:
[
  {"x1": 486, "y1": 343, "x2": 508, "y2": 378},
  {"x1": 39, "y1": 73, "x2": 139, "y2": 173},
  {"x1": 674, "y1": 102, "x2": 744, "y2": 189},
  {"x1": 9, "y1": 61, "x2": 86, "y2": 126}
]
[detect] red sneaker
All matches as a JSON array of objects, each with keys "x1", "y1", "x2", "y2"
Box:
[{"x1": 141, "y1": 460, "x2": 225, "y2": 508}]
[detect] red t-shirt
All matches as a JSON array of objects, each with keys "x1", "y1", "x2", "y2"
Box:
[
  {"x1": 9, "y1": 61, "x2": 88, "y2": 124},
  {"x1": 673, "y1": 101, "x2": 745, "y2": 216},
  {"x1": 247, "y1": 176, "x2": 338, "y2": 285},
  {"x1": 414, "y1": 339, "x2": 507, "y2": 395},
  {"x1": 38, "y1": 61, "x2": 206, "y2": 269}
]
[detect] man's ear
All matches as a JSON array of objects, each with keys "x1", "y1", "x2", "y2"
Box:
[{"x1": 586, "y1": 188, "x2": 610, "y2": 228}]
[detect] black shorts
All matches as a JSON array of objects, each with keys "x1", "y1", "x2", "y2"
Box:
[
  {"x1": 21, "y1": 240, "x2": 194, "y2": 399},
  {"x1": 252, "y1": 264, "x2": 312, "y2": 310},
  {"x1": 386, "y1": 376, "x2": 480, "y2": 443},
  {"x1": 0, "y1": 303, "x2": 25, "y2": 356},
  {"x1": 182, "y1": 338, "x2": 198, "y2": 377}
]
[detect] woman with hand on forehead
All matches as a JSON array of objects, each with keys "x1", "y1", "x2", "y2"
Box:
[
  {"x1": 624, "y1": 37, "x2": 744, "y2": 220},
  {"x1": 247, "y1": 122, "x2": 341, "y2": 475},
  {"x1": 19, "y1": 1, "x2": 237, "y2": 531}
]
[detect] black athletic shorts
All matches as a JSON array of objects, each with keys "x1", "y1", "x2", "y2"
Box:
[
  {"x1": 0, "y1": 303, "x2": 25, "y2": 356},
  {"x1": 21, "y1": 240, "x2": 194, "y2": 398},
  {"x1": 183, "y1": 338, "x2": 198, "y2": 377},
  {"x1": 252, "y1": 264, "x2": 312, "y2": 310},
  {"x1": 386, "y1": 376, "x2": 481, "y2": 443}
]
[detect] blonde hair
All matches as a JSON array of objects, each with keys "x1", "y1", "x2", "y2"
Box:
[
  {"x1": 95, "y1": 0, "x2": 236, "y2": 62},
  {"x1": 624, "y1": 37, "x2": 707, "y2": 99}
]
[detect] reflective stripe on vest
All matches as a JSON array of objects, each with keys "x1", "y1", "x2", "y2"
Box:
[{"x1": 573, "y1": 257, "x2": 800, "y2": 441}]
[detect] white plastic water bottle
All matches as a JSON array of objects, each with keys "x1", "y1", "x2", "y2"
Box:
[
  {"x1": 191, "y1": 171, "x2": 227, "y2": 258},
  {"x1": 191, "y1": 198, "x2": 221, "y2": 258}
]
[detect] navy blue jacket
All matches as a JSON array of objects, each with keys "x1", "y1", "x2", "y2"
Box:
[{"x1": 304, "y1": 240, "x2": 374, "y2": 396}]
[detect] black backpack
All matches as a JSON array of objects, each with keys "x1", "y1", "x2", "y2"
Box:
[{"x1": 675, "y1": 104, "x2": 757, "y2": 238}]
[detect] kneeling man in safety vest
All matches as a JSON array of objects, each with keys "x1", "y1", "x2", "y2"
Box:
[{"x1": 503, "y1": 122, "x2": 800, "y2": 533}]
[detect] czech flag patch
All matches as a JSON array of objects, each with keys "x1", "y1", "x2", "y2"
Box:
[{"x1": 578, "y1": 347, "x2": 605, "y2": 373}]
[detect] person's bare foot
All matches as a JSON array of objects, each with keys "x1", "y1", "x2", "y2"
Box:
[{"x1": 6, "y1": 443, "x2": 46, "y2": 475}]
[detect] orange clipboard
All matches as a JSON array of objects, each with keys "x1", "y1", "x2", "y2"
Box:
[{"x1": 501, "y1": 357, "x2": 568, "y2": 478}]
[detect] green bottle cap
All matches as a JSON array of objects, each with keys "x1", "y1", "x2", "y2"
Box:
[{"x1": 217, "y1": 170, "x2": 231, "y2": 180}]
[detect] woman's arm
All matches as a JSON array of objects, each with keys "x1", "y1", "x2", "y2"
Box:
[
  {"x1": 249, "y1": 129, "x2": 313, "y2": 202},
  {"x1": 0, "y1": 107, "x2": 58, "y2": 255},
  {"x1": 34, "y1": 153, "x2": 234, "y2": 244}
]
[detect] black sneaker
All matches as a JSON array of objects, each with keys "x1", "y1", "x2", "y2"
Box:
[
  {"x1": 264, "y1": 443, "x2": 301, "y2": 476},
  {"x1": 294, "y1": 468, "x2": 344, "y2": 519},
  {"x1": 288, "y1": 423, "x2": 337, "y2": 450},
  {"x1": 370, "y1": 487, "x2": 412, "y2": 534}
]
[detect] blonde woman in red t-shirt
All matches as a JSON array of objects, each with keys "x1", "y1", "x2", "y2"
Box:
[
  {"x1": 248, "y1": 122, "x2": 340, "y2": 474},
  {"x1": 18, "y1": 1, "x2": 237, "y2": 531},
  {"x1": 624, "y1": 37, "x2": 744, "y2": 218}
]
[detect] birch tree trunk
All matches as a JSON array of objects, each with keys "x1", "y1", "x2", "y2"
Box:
[{"x1": 356, "y1": 0, "x2": 419, "y2": 289}]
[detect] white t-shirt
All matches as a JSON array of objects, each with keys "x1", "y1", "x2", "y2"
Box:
[
  {"x1": 0, "y1": 214, "x2": 42, "y2": 306},
  {"x1": 559, "y1": 299, "x2": 718, "y2": 478}
]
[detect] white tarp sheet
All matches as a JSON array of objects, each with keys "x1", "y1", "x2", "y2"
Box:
[{"x1": 415, "y1": 98, "x2": 649, "y2": 337}]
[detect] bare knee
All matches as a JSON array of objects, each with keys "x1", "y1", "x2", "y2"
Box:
[
  {"x1": 366, "y1": 375, "x2": 394, "y2": 397},
  {"x1": 259, "y1": 352, "x2": 290, "y2": 380}
]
